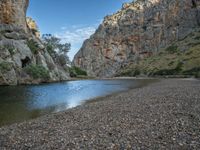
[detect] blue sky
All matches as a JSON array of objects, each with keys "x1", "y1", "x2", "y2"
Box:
[{"x1": 27, "y1": 0, "x2": 132, "y2": 60}]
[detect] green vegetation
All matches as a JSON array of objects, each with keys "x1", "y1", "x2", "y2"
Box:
[
  {"x1": 196, "y1": 72, "x2": 200, "y2": 78},
  {"x1": 165, "y1": 45, "x2": 178, "y2": 54},
  {"x1": 58, "y1": 54, "x2": 68, "y2": 67},
  {"x1": 0, "y1": 30, "x2": 6, "y2": 35},
  {"x1": 69, "y1": 66, "x2": 87, "y2": 77},
  {"x1": 27, "y1": 39, "x2": 39, "y2": 54},
  {"x1": 25, "y1": 64, "x2": 50, "y2": 79},
  {"x1": 194, "y1": 36, "x2": 200, "y2": 40},
  {"x1": 42, "y1": 34, "x2": 71, "y2": 66},
  {"x1": 5, "y1": 45, "x2": 16, "y2": 55},
  {"x1": 152, "y1": 62, "x2": 183, "y2": 76},
  {"x1": 183, "y1": 67, "x2": 200, "y2": 78},
  {"x1": 0, "y1": 45, "x2": 16, "y2": 55},
  {"x1": 7, "y1": 47, "x2": 16, "y2": 55},
  {"x1": 119, "y1": 67, "x2": 140, "y2": 77},
  {"x1": 0, "y1": 61, "x2": 12, "y2": 73}
]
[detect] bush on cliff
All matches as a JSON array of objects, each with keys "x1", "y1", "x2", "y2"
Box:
[
  {"x1": 27, "y1": 39, "x2": 39, "y2": 54},
  {"x1": 165, "y1": 45, "x2": 178, "y2": 54},
  {"x1": 117, "y1": 67, "x2": 141, "y2": 77},
  {"x1": 25, "y1": 64, "x2": 50, "y2": 79},
  {"x1": 183, "y1": 67, "x2": 200, "y2": 78},
  {"x1": 152, "y1": 62, "x2": 183, "y2": 76},
  {"x1": 69, "y1": 66, "x2": 87, "y2": 77},
  {"x1": 0, "y1": 61, "x2": 13, "y2": 73}
]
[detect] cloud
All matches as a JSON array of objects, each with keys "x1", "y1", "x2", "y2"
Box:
[
  {"x1": 55, "y1": 23, "x2": 99, "y2": 60},
  {"x1": 56, "y1": 25, "x2": 97, "y2": 44}
]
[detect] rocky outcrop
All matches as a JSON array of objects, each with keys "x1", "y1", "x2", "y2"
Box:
[
  {"x1": 0, "y1": 0, "x2": 29, "y2": 32},
  {"x1": 27, "y1": 17, "x2": 40, "y2": 38},
  {"x1": 73, "y1": 0, "x2": 200, "y2": 77},
  {"x1": 0, "y1": 0, "x2": 69, "y2": 85}
]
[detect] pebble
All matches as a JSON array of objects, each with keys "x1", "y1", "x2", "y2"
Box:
[{"x1": 0, "y1": 79, "x2": 199, "y2": 149}]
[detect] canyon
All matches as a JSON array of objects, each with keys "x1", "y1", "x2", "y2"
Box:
[{"x1": 73, "y1": 0, "x2": 200, "y2": 77}]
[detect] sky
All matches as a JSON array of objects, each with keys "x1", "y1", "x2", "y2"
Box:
[{"x1": 27, "y1": 0, "x2": 132, "y2": 60}]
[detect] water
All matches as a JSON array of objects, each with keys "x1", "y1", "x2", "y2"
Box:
[{"x1": 0, "y1": 79, "x2": 154, "y2": 127}]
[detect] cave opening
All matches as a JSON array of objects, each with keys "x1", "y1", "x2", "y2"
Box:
[
  {"x1": 192, "y1": 0, "x2": 197, "y2": 8},
  {"x1": 21, "y1": 56, "x2": 31, "y2": 68}
]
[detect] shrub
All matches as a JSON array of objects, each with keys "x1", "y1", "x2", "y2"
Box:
[
  {"x1": 195, "y1": 72, "x2": 200, "y2": 78},
  {"x1": 185, "y1": 50, "x2": 193, "y2": 55},
  {"x1": 0, "y1": 45, "x2": 16, "y2": 55},
  {"x1": 27, "y1": 39, "x2": 38, "y2": 54},
  {"x1": 153, "y1": 69, "x2": 175, "y2": 76},
  {"x1": 194, "y1": 36, "x2": 200, "y2": 40},
  {"x1": 134, "y1": 68, "x2": 141, "y2": 76},
  {"x1": 116, "y1": 70, "x2": 132, "y2": 77},
  {"x1": 5, "y1": 45, "x2": 16, "y2": 55},
  {"x1": 69, "y1": 66, "x2": 87, "y2": 77},
  {"x1": 153, "y1": 62, "x2": 183, "y2": 76},
  {"x1": 0, "y1": 30, "x2": 6, "y2": 35},
  {"x1": 46, "y1": 44, "x2": 55, "y2": 57},
  {"x1": 158, "y1": 51, "x2": 164, "y2": 56},
  {"x1": 165, "y1": 45, "x2": 178, "y2": 53},
  {"x1": 46, "y1": 62, "x2": 55, "y2": 70},
  {"x1": 58, "y1": 54, "x2": 68, "y2": 66},
  {"x1": 74, "y1": 66, "x2": 87, "y2": 76},
  {"x1": 117, "y1": 67, "x2": 141, "y2": 77},
  {"x1": 69, "y1": 68, "x2": 77, "y2": 77},
  {"x1": 0, "y1": 61, "x2": 12, "y2": 73},
  {"x1": 168, "y1": 61, "x2": 174, "y2": 66},
  {"x1": 25, "y1": 64, "x2": 50, "y2": 79},
  {"x1": 183, "y1": 67, "x2": 200, "y2": 77},
  {"x1": 176, "y1": 62, "x2": 183, "y2": 71}
]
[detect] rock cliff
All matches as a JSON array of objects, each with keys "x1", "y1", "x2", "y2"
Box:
[
  {"x1": 0, "y1": 0, "x2": 29, "y2": 32},
  {"x1": 27, "y1": 17, "x2": 40, "y2": 38},
  {"x1": 0, "y1": 0, "x2": 69, "y2": 85},
  {"x1": 73, "y1": 0, "x2": 200, "y2": 77}
]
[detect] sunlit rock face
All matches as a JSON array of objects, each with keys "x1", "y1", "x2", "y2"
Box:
[
  {"x1": 27, "y1": 17, "x2": 40, "y2": 38},
  {"x1": 73, "y1": 0, "x2": 200, "y2": 77},
  {"x1": 0, "y1": 0, "x2": 29, "y2": 32}
]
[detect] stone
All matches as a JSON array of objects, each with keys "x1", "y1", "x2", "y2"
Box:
[
  {"x1": 4, "y1": 32, "x2": 21, "y2": 40},
  {"x1": 73, "y1": 0, "x2": 200, "y2": 77},
  {"x1": 0, "y1": 0, "x2": 29, "y2": 32}
]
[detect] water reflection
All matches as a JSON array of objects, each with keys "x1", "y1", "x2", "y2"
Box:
[{"x1": 0, "y1": 79, "x2": 154, "y2": 127}]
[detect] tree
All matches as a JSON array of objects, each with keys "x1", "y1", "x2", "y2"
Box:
[
  {"x1": 58, "y1": 43, "x2": 71, "y2": 55},
  {"x1": 42, "y1": 34, "x2": 71, "y2": 66}
]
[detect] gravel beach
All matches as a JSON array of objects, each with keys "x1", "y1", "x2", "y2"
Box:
[{"x1": 0, "y1": 79, "x2": 200, "y2": 149}]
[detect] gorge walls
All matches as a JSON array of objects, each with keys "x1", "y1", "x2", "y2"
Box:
[{"x1": 73, "y1": 0, "x2": 200, "y2": 77}]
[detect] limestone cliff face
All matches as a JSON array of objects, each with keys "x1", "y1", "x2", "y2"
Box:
[
  {"x1": 27, "y1": 17, "x2": 40, "y2": 38},
  {"x1": 73, "y1": 0, "x2": 200, "y2": 77},
  {"x1": 0, "y1": 0, "x2": 29, "y2": 32},
  {"x1": 0, "y1": 0, "x2": 69, "y2": 85}
]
